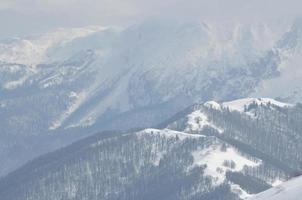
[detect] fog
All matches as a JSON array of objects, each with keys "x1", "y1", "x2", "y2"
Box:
[{"x1": 0, "y1": 0, "x2": 302, "y2": 38}]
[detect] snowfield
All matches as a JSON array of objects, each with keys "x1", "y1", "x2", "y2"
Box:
[
  {"x1": 192, "y1": 143, "x2": 261, "y2": 185},
  {"x1": 222, "y1": 98, "x2": 293, "y2": 112},
  {"x1": 249, "y1": 176, "x2": 302, "y2": 200}
]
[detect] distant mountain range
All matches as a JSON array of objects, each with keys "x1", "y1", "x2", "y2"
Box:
[
  {"x1": 0, "y1": 97, "x2": 301, "y2": 200},
  {"x1": 1, "y1": 18, "x2": 302, "y2": 178},
  {"x1": 2, "y1": 19, "x2": 302, "y2": 134}
]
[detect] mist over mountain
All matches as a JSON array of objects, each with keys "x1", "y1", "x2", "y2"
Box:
[
  {"x1": 1, "y1": 18, "x2": 302, "y2": 178},
  {"x1": 1, "y1": 1, "x2": 302, "y2": 199}
]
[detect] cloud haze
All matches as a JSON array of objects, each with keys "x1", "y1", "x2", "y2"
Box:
[{"x1": 0, "y1": 0, "x2": 302, "y2": 38}]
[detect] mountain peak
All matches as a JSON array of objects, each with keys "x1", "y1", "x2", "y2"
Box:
[
  {"x1": 0, "y1": 26, "x2": 107, "y2": 66},
  {"x1": 222, "y1": 98, "x2": 292, "y2": 112},
  {"x1": 204, "y1": 98, "x2": 292, "y2": 113}
]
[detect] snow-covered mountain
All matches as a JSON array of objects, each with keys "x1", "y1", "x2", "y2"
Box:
[
  {"x1": 1, "y1": 18, "x2": 302, "y2": 178},
  {"x1": 0, "y1": 19, "x2": 290, "y2": 134},
  {"x1": 0, "y1": 26, "x2": 106, "y2": 66},
  {"x1": 0, "y1": 97, "x2": 301, "y2": 200},
  {"x1": 0, "y1": 128, "x2": 249, "y2": 200},
  {"x1": 253, "y1": 18, "x2": 302, "y2": 102},
  {"x1": 249, "y1": 176, "x2": 302, "y2": 200},
  {"x1": 166, "y1": 98, "x2": 302, "y2": 172}
]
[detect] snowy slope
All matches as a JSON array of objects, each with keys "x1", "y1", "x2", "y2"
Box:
[
  {"x1": 140, "y1": 128, "x2": 261, "y2": 187},
  {"x1": 166, "y1": 97, "x2": 302, "y2": 193},
  {"x1": 253, "y1": 18, "x2": 302, "y2": 103},
  {"x1": 192, "y1": 142, "x2": 261, "y2": 185},
  {"x1": 1, "y1": 96, "x2": 302, "y2": 199},
  {"x1": 1, "y1": 118, "x2": 300, "y2": 200},
  {"x1": 249, "y1": 176, "x2": 302, "y2": 200},
  {"x1": 169, "y1": 97, "x2": 293, "y2": 135},
  {"x1": 185, "y1": 109, "x2": 224, "y2": 133},
  {"x1": 0, "y1": 20, "x2": 291, "y2": 133},
  {"x1": 203, "y1": 98, "x2": 293, "y2": 118},
  {"x1": 0, "y1": 26, "x2": 106, "y2": 66},
  {"x1": 222, "y1": 98, "x2": 292, "y2": 112},
  {"x1": 0, "y1": 18, "x2": 301, "y2": 178},
  {"x1": 0, "y1": 128, "x2": 266, "y2": 200}
]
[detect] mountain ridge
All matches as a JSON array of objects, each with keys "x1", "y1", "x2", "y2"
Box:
[
  {"x1": 0, "y1": 97, "x2": 301, "y2": 199},
  {"x1": 1, "y1": 18, "x2": 302, "y2": 178}
]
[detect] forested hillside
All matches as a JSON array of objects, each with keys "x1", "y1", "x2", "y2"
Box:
[{"x1": 0, "y1": 98, "x2": 301, "y2": 200}]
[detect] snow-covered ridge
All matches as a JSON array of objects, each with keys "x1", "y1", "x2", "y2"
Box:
[
  {"x1": 137, "y1": 128, "x2": 206, "y2": 140},
  {"x1": 0, "y1": 19, "x2": 296, "y2": 132},
  {"x1": 205, "y1": 98, "x2": 293, "y2": 113},
  {"x1": 138, "y1": 128, "x2": 262, "y2": 194},
  {"x1": 185, "y1": 98, "x2": 293, "y2": 133},
  {"x1": 249, "y1": 176, "x2": 302, "y2": 200},
  {"x1": 223, "y1": 98, "x2": 292, "y2": 112},
  {"x1": 192, "y1": 142, "x2": 261, "y2": 192},
  {"x1": 0, "y1": 26, "x2": 108, "y2": 66}
]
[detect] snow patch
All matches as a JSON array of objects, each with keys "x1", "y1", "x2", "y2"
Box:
[
  {"x1": 191, "y1": 144, "x2": 261, "y2": 186},
  {"x1": 249, "y1": 176, "x2": 302, "y2": 200},
  {"x1": 185, "y1": 110, "x2": 224, "y2": 133},
  {"x1": 204, "y1": 101, "x2": 221, "y2": 110},
  {"x1": 271, "y1": 179, "x2": 284, "y2": 187},
  {"x1": 0, "y1": 26, "x2": 105, "y2": 66},
  {"x1": 3, "y1": 75, "x2": 29, "y2": 90},
  {"x1": 230, "y1": 183, "x2": 253, "y2": 199},
  {"x1": 222, "y1": 98, "x2": 292, "y2": 113},
  {"x1": 49, "y1": 91, "x2": 87, "y2": 130}
]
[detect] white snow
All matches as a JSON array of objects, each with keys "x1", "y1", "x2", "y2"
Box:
[
  {"x1": 204, "y1": 101, "x2": 221, "y2": 110},
  {"x1": 249, "y1": 176, "x2": 302, "y2": 200},
  {"x1": 65, "y1": 20, "x2": 288, "y2": 128},
  {"x1": 222, "y1": 98, "x2": 292, "y2": 113},
  {"x1": 0, "y1": 64, "x2": 36, "y2": 90},
  {"x1": 0, "y1": 26, "x2": 109, "y2": 91},
  {"x1": 271, "y1": 179, "x2": 284, "y2": 187},
  {"x1": 191, "y1": 144, "x2": 261, "y2": 185},
  {"x1": 0, "y1": 19, "x2": 296, "y2": 132},
  {"x1": 3, "y1": 75, "x2": 29, "y2": 90},
  {"x1": 231, "y1": 183, "x2": 253, "y2": 199},
  {"x1": 49, "y1": 91, "x2": 87, "y2": 130},
  {"x1": 202, "y1": 98, "x2": 293, "y2": 119},
  {"x1": 185, "y1": 110, "x2": 224, "y2": 133},
  {"x1": 138, "y1": 128, "x2": 206, "y2": 140},
  {"x1": 0, "y1": 26, "x2": 105, "y2": 66},
  {"x1": 68, "y1": 68, "x2": 134, "y2": 128}
]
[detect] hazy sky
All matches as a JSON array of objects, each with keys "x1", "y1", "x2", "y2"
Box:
[{"x1": 0, "y1": 0, "x2": 302, "y2": 38}]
